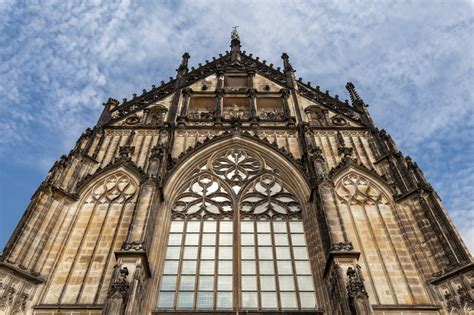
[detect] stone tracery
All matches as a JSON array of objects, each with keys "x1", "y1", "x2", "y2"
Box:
[{"x1": 335, "y1": 172, "x2": 388, "y2": 205}]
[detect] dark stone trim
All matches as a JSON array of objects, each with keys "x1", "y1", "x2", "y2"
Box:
[
  {"x1": 0, "y1": 261, "x2": 44, "y2": 284},
  {"x1": 430, "y1": 261, "x2": 474, "y2": 284},
  {"x1": 34, "y1": 304, "x2": 103, "y2": 309},
  {"x1": 371, "y1": 305, "x2": 440, "y2": 310},
  {"x1": 154, "y1": 312, "x2": 322, "y2": 315}
]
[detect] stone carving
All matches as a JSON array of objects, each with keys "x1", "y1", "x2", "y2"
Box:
[
  {"x1": 346, "y1": 265, "x2": 371, "y2": 315},
  {"x1": 223, "y1": 103, "x2": 250, "y2": 120},
  {"x1": 335, "y1": 173, "x2": 388, "y2": 205},
  {"x1": 260, "y1": 109, "x2": 285, "y2": 120},
  {"x1": 331, "y1": 242, "x2": 354, "y2": 251},
  {"x1": 188, "y1": 109, "x2": 214, "y2": 120},
  {"x1": 84, "y1": 173, "x2": 137, "y2": 204}
]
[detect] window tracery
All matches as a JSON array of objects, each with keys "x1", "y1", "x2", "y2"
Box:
[
  {"x1": 158, "y1": 147, "x2": 316, "y2": 311},
  {"x1": 84, "y1": 172, "x2": 137, "y2": 204},
  {"x1": 335, "y1": 173, "x2": 388, "y2": 205}
]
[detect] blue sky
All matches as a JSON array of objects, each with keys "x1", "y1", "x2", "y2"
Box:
[{"x1": 0, "y1": 1, "x2": 473, "y2": 252}]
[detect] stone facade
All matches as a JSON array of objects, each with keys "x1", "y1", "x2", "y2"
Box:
[{"x1": 0, "y1": 32, "x2": 472, "y2": 315}]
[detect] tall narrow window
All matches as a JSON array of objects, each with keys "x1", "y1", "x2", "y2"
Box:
[{"x1": 157, "y1": 148, "x2": 317, "y2": 311}]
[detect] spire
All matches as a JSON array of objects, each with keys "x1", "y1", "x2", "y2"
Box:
[
  {"x1": 176, "y1": 52, "x2": 190, "y2": 78},
  {"x1": 230, "y1": 26, "x2": 241, "y2": 63},
  {"x1": 345, "y1": 82, "x2": 363, "y2": 106}
]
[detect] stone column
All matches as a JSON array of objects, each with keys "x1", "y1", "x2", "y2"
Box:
[
  {"x1": 214, "y1": 69, "x2": 224, "y2": 126},
  {"x1": 281, "y1": 88, "x2": 295, "y2": 126},
  {"x1": 177, "y1": 88, "x2": 192, "y2": 128}
]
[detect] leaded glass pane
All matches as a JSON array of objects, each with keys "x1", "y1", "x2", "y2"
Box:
[
  {"x1": 298, "y1": 275, "x2": 315, "y2": 291},
  {"x1": 220, "y1": 221, "x2": 233, "y2": 232},
  {"x1": 199, "y1": 260, "x2": 214, "y2": 274},
  {"x1": 218, "y1": 275, "x2": 233, "y2": 290},
  {"x1": 291, "y1": 233, "x2": 306, "y2": 246},
  {"x1": 157, "y1": 291, "x2": 174, "y2": 308},
  {"x1": 273, "y1": 221, "x2": 287, "y2": 233},
  {"x1": 289, "y1": 221, "x2": 304, "y2": 233},
  {"x1": 274, "y1": 233, "x2": 289, "y2": 246},
  {"x1": 257, "y1": 233, "x2": 272, "y2": 246},
  {"x1": 241, "y1": 233, "x2": 255, "y2": 245},
  {"x1": 259, "y1": 261, "x2": 275, "y2": 274},
  {"x1": 300, "y1": 292, "x2": 316, "y2": 308},
  {"x1": 242, "y1": 260, "x2": 256, "y2": 274},
  {"x1": 275, "y1": 246, "x2": 291, "y2": 260},
  {"x1": 168, "y1": 233, "x2": 182, "y2": 245},
  {"x1": 293, "y1": 247, "x2": 309, "y2": 260},
  {"x1": 279, "y1": 275, "x2": 295, "y2": 291},
  {"x1": 163, "y1": 260, "x2": 179, "y2": 274},
  {"x1": 277, "y1": 260, "x2": 293, "y2": 275},
  {"x1": 203, "y1": 221, "x2": 217, "y2": 232},
  {"x1": 242, "y1": 247, "x2": 255, "y2": 259},
  {"x1": 280, "y1": 291, "x2": 297, "y2": 308},
  {"x1": 183, "y1": 246, "x2": 198, "y2": 259},
  {"x1": 201, "y1": 246, "x2": 216, "y2": 259},
  {"x1": 202, "y1": 233, "x2": 216, "y2": 245},
  {"x1": 165, "y1": 247, "x2": 181, "y2": 259},
  {"x1": 216, "y1": 292, "x2": 232, "y2": 308},
  {"x1": 241, "y1": 221, "x2": 254, "y2": 232},
  {"x1": 198, "y1": 275, "x2": 214, "y2": 291},
  {"x1": 260, "y1": 275, "x2": 276, "y2": 291},
  {"x1": 261, "y1": 291, "x2": 278, "y2": 309},
  {"x1": 181, "y1": 260, "x2": 197, "y2": 274},
  {"x1": 187, "y1": 221, "x2": 201, "y2": 232},
  {"x1": 295, "y1": 260, "x2": 311, "y2": 274},
  {"x1": 242, "y1": 291, "x2": 258, "y2": 308},
  {"x1": 219, "y1": 233, "x2": 233, "y2": 245},
  {"x1": 219, "y1": 246, "x2": 233, "y2": 259},
  {"x1": 185, "y1": 233, "x2": 199, "y2": 245},
  {"x1": 160, "y1": 276, "x2": 177, "y2": 291},
  {"x1": 242, "y1": 275, "x2": 257, "y2": 290},
  {"x1": 177, "y1": 291, "x2": 194, "y2": 309},
  {"x1": 179, "y1": 275, "x2": 196, "y2": 291},
  {"x1": 258, "y1": 246, "x2": 273, "y2": 259},
  {"x1": 257, "y1": 221, "x2": 271, "y2": 233},
  {"x1": 170, "y1": 221, "x2": 184, "y2": 232},
  {"x1": 197, "y1": 291, "x2": 213, "y2": 309},
  {"x1": 218, "y1": 260, "x2": 233, "y2": 274}
]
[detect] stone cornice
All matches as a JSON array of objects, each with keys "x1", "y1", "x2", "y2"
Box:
[{"x1": 0, "y1": 261, "x2": 44, "y2": 284}]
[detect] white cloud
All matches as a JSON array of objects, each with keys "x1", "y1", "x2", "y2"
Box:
[{"x1": 0, "y1": 0, "x2": 472, "y2": 252}]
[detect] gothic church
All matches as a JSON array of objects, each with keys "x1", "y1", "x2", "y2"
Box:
[{"x1": 1, "y1": 30, "x2": 472, "y2": 315}]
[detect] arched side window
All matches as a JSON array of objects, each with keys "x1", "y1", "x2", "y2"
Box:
[{"x1": 157, "y1": 148, "x2": 316, "y2": 311}]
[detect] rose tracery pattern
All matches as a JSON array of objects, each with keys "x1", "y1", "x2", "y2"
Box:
[
  {"x1": 212, "y1": 149, "x2": 262, "y2": 191},
  {"x1": 172, "y1": 174, "x2": 232, "y2": 215},
  {"x1": 335, "y1": 173, "x2": 387, "y2": 205},
  {"x1": 84, "y1": 172, "x2": 137, "y2": 204},
  {"x1": 240, "y1": 175, "x2": 301, "y2": 216}
]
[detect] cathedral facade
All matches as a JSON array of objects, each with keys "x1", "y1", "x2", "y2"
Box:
[{"x1": 1, "y1": 32, "x2": 472, "y2": 315}]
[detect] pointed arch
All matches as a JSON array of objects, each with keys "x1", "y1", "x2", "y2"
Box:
[{"x1": 164, "y1": 134, "x2": 310, "y2": 205}]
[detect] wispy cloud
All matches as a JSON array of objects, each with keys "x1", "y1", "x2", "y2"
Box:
[{"x1": 0, "y1": 0, "x2": 472, "y2": 252}]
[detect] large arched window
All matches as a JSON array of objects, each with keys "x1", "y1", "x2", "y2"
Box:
[{"x1": 157, "y1": 148, "x2": 316, "y2": 311}]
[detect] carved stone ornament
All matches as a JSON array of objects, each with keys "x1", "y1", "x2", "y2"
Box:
[
  {"x1": 331, "y1": 242, "x2": 354, "y2": 251},
  {"x1": 107, "y1": 265, "x2": 130, "y2": 301},
  {"x1": 223, "y1": 103, "x2": 250, "y2": 120},
  {"x1": 335, "y1": 173, "x2": 388, "y2": 206}
]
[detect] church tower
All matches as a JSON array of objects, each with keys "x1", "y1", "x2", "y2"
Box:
[{"x1": 1, "y1": 30, "x2": 472, "y2": 315}]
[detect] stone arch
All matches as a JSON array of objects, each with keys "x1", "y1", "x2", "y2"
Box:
[{"x1": 164, "y1": 134, "x2": 310, "y2": 205}]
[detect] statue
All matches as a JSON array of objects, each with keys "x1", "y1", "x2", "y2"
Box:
[{"x1": 231, "y1": 26, "x2": 240, "y2": 41}]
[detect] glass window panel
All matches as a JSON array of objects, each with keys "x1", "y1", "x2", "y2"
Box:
[
  {"x1": 219, "y1": 233, "x2": 233, "y2": 245},
  {"x1": 274, "y1": 234, "x2": 289, "y2": 246},
  {"x1": 198, "y1": 275, "x2": 214, "y2": 291},
  {"x1": 241, "y1": 233, "x2": 255, "y2": 245},
  {"x1": 181, "y1": 260, "x2": 197, "y2": 274},
  {"x1": 196, "y1": 291, "x2": 213, "y2": 309},
  {"x1": 289, "y1": 221, "x2": 304, "y2": 233},
  {"x1": 273, "y1": 221, "x2": 287, "y2": 233},
  {"x1": 165, "y1": 247, "x2": 181, "y2": 259},
  {"x1": 300, "y1": 292, "x2": 317, "y2": 309},
  {"x1": 240, "y1": 221, "x2": 254, "y2": 233},
  {"x1": 185, "y1": 233, "x2": 199, "y2": 245},
  {"x1": 218, "y1": 275, "x2": 233, "y2": 290},
  {"x1": 242, "y1": 291, "x2": 258, "y2": 308},
  {"x1": 259, "y1": 261, "x2": 275, "y2": 274},
  {"x1": 277, "y1": 260, "x2": 293, "y2": 275},
  {"x1": 257, "y1": 234, "x2": 272, "y2": 246},
  {"x1": 291, "y1": 233, "x2": 306, "y2": 246},
  {"x1": 280, "y1": 291, "x2": 298, "y2": 309},
  {"x1": 298, "y1": 275, "x2": 315, "y2": 291},
  {"x1": 216, "y1": 292, "x2": 232, "y2": 308},
  {"x1": 220, "y1": 220, "x2": 233, "y2": 232},
  {"x1": 279, "y1": 275, "x2": 295, "y2": 291},
  {"x1": 202, "y1": 233, "x2": 216, "y2": 245},
  {"x1": 200, "y1": 260, "x2": 215, "y2": 274},
  {"x1": 218, "y1": 260, "x2": 233, "y2": 274},
  {"x1": 257, "y1": 221, "x2": 271, "y2": 233},
  {"x1": 293, "y1": 247, "x2": 309, "y2": 260},
  {"x1": 168, "y1": 233, "x2": 182, "y2": 245},
  {"x1": 170, "y1": 221, "x2": 184, "y2": 232},
  {"x1": 242, "y1": 247, "x2": 255, "y2": 259},
  {"x1": 187, "y1": 220, "x2": 201, "y2": 232},
  {"x1": 183, "y1": 246, "x2": 198, "y2": 259},
  {"x1": 276, "y1": 246, "x2": 291, "y2": 260},
  {"x1": 261, "y1": 291, "x2": 278, "y2": 309},
  {"x1": 163, "y1": 260, "x2": 179, "y2": 274},
  {"x1": 219, "y1": 246, "x2": 233, "y2": 259},
  {"x1": 157, "y1": 291, "x2": 175, "y2": 308},
  {"x1": 295, "y1": 260, "x2": 312, "y2": 274},
  {"x1": 260, "y1": 275, "x2": 276, "y2": 291},
  {"x1": 242, "y1": 260, "x2": 256, "y2": 274},
  {"x1": 242, "y1": 275, "x2": 257, "y2": 290},
  {"x1": 203, "y1": 220, "x2": 217, "y2": 232},
  {"x1": 179, "y1": 275, "x2": 196, "y2": 291},
  {"x1": 258, "y1": 247, "x2": 273, "y2": 260},
  {"x1": 160, "y1": 275, "x2": 177, "y2": 291},
  {"x1": 201, "y1": 246, "x2": 216, "y2": 259},
  {"x1": 177, "y1": 291, "x2": 194, "y2": 309}
]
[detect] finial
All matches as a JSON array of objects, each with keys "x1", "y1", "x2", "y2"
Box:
[
  {"x1": 281, "y1": 52, "x2": 294, "y2": 72},
  {"x1": 230, "y1": 26, "x2": 241, "y2": 62},
  {"x1": 177, "y1": 52, "x2": 190, "y2": 78},
  {"x1": 231, "y1": 26, "x2": 240, "y2": 41},
  {"x1": 345, "y1": 82, "x2": 364, "y2": 106}
]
